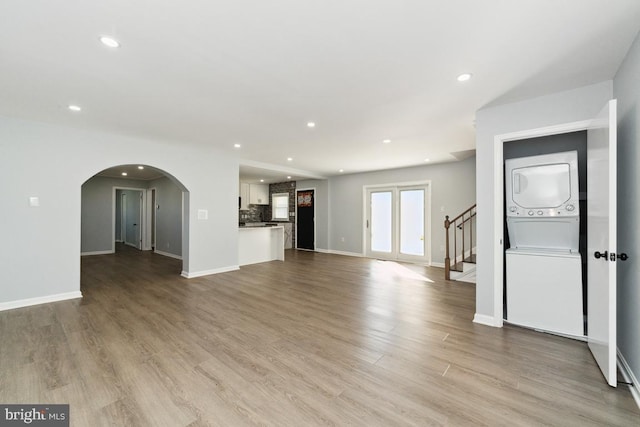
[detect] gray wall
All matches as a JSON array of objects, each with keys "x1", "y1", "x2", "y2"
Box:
[
  {"x1": 475, "y1": 81, "x2": 613, "y2": 324},
  {"x1": 81, "y1": 176, "x2": 147, "y2": 253},
  {"x1": 149, "y1": 176, "x2": 183, "y2": 257},
  {"x1": 81, "y1": 175, "x2": 183, "y2": 257},
  {"x1": 325, "y1": 157, "x2": 476, "y2": 262},
  {"x1": 614, "y1": 30, "x2": 640, "y2": 389},
  {"x1": 296, "y1": 179, "x2": 329, "y2": 250},
  {"x1": 0, "y1": 115, "x2": 239, "y2": 305}
]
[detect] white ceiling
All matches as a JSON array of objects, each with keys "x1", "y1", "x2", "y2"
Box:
[{"x1": 2, "y1": 1, "x2": 639, "y2": 178}]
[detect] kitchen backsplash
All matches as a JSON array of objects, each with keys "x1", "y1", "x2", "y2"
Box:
[{"x1": 239, "y1": 204, "x2": 267, "y2": 222}]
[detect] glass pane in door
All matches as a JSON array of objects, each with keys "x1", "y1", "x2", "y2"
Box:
[
  {"x1": 400, "y1": 189, "x2": 424, "y2": 256},
  {"x1": 371, "y1": 191, "x2": 392, "y2": 253}
]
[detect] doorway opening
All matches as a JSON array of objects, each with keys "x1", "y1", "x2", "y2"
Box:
[
  {"x1": 296, "y1": 188, "x2": 315, "y2": 250},
  {"x1": 491, "y1": 100, "x2": 618, "y2": 386},
  {"x1": 81, "y1": 164, "x2": 189, "y2": 272},
  {"x1": 502, "y1": 131, "x2": 588, "y2": 336},
  {"x1": 115, "y1": 187, "x2": 145, "y2": 250}
]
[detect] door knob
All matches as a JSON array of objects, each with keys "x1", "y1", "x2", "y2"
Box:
[
  {"x1": 594, "y1": 250, "x2": 608, "y2": 260},
  {"x1": 617, "y1": 253, "x2": 629, "y2": 261}
]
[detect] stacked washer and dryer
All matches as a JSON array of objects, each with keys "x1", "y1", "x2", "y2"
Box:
[{"x1": 505, "y1": 151, "x2": 584, "y2": 337}]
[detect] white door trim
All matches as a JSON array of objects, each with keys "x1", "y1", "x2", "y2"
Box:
[
  {"x1": 145, "y1": 187, "x2": 157, "y2": 251},
  {"x1": 112, "y1": 186, "x2": 147, "y2": 252},
  {"x1": 489, "y1": 120, "x2": 591, "y2": 327},
  {"x1": 295, "y1": 187, "x2": 316, "y2": 250}
]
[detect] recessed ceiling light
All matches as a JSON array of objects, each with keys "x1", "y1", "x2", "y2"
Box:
[
  {"x1": 339, "y1": 169, "x2": 344, "y2": 173},
  {"x1": 287, "y1": 157, "x2": 293, "y2": 162},
  {"x1": 424, "y1": 158, "x2": 430, "y2": 162},
  {"x1": 121, "y1": 172, "x2": 128, "y2": 176},
  {"x1": 99, "y1": 36, "x2": 120, "y2": 48},
  {"x1": 287, "y1": 176, "x2": 292, "y2": 179},
  {"x1": 233, "y1": 143, "x2": 241, "y2": 148},
  {"x1": 68, "y1": 105, "x2": 81, "y2": 112},
  {"x1": 307, "y1": 122, "x2": 315, "y2": 128},
  {"x1": 382, "y1": 139, "x2": 391, "y2": 144},
  {"x1": 260, "y1": 179, "x2": 264, "y2": 183},
  {"x1": 138, "y1": 166, "x2": 144, "y2": 170},
  {"x1": 457, "y1": 73, "x2": 472, "y2": 82}
]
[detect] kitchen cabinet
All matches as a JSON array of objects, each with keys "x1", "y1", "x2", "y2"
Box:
[
  {"x1": 239, "y1": 182, "x2": 250, "y2": 210},
  {"x1": 249, "y1": 184, "x2": 269, "y2": 205}
]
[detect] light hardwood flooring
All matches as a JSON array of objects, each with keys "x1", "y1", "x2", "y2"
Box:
[{"x1": 1, "y1": 246, "x2": 639, "y2": 426}]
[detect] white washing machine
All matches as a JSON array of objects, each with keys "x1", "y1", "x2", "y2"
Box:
[{"x1": 505, "y1": 151, "x2": 584, "y2": 337}]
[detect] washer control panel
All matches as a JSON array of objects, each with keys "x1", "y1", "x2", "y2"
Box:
[{"x1": 507, "y1": 201, "x2": 579, "y2": 217}]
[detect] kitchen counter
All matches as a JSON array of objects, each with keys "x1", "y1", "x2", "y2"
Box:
[{"x1": 238, "y1": 225, "x2": 285, "y2": 265}]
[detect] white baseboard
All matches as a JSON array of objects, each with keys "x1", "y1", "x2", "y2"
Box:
[
  {"x1": 181, "y1": 265, "x2": 240, "y2": 278},
  {"x1": 473, "y1": 313, "x2": 503, "y2": 328},
  {"x1": 154, "y1": 250, "x2": 182, "y2": 260},
  {"x1": 0, "y1": 291, "x2": 83, "y2": 312},
  {"x1": 124, "y1": 242, "x2": 139, "y2": 248},
  {"x1": 315, "y1": 248, "x2": 330, "y2": 254},
  {"x1": 431, "y1": 262, "x2": 445, "y2": 268},
  {"x1": 617, "y1": 348, "x2": 640, "y2": 410},
  {"x1": 115, "y1": 239, "x2": 123, "y2": 243},
  {"x1": 81, "y1": 250, "x2": 114, "y2": 256}
]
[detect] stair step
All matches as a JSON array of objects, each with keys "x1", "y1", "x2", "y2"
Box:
[{"x1": 464, "y1": 254, "x2": 476, "y2": 264}]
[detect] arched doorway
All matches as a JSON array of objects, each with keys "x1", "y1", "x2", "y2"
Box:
[{"x1": 80, "y1": 164, "x2": 189, "y2": 272}]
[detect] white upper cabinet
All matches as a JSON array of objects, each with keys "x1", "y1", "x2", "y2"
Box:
[
  {"x1": 249, "y1": 184, "x2": 269, "y2": 205},
  {"x1": 239, "y1": 182, "x2": 250, "y2": 210}
]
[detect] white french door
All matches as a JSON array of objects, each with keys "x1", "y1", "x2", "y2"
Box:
[{"x1": 365, "y1": 184, "x2": 430, "y2": 263}]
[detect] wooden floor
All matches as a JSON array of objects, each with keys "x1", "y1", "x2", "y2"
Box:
[{"x1": 1, "y1": 246, "x2": 638, "y2": 426}]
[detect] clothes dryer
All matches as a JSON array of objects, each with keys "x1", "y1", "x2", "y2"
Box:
[{"x1": 505, "y1": 151, "x2": 583, "y2": 336}]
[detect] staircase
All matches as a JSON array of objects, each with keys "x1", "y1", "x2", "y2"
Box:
[{"x1": 444, "y1": 204, "x2": 476, "y2": 282}]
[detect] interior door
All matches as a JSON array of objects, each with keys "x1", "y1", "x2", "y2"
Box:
[
  {"x1": 296, "y1": 189, "x2": 315, "y2": 250},
  {"x1": 587, "y1": 99, "x2": 617, "y2": 387},
  {"x1": 125, "y1": 190, "x2": 143, "y2": 250}
]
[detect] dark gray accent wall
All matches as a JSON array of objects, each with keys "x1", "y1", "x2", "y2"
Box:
[
  {"x1": 613, "y1": 29, "x2": 640, "y2": 389},
  {"x1": 268, "y1": 181, "x2": 297, "y2": 247}
]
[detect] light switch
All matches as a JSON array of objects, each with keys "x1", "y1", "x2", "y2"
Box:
[
  {"x1": 197, "y1": 209, "x2": 208, "y2": 220},
  {"x1": 29, "y1": 197, "x2": 40, "y2": 207}
]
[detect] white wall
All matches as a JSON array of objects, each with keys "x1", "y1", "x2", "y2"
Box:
[
  {"x1": 325, "y1": 157, "x2": 476, "y2": 261},
  {"x1": 613, "y1": 30, "x2": 640, "y2": 389},
  {"x1": 0, "y1": 115, "x2": 239, "y2": 306},
  {"x1": 474, "y1": 81, "x2": 612, "y2": 323}
]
